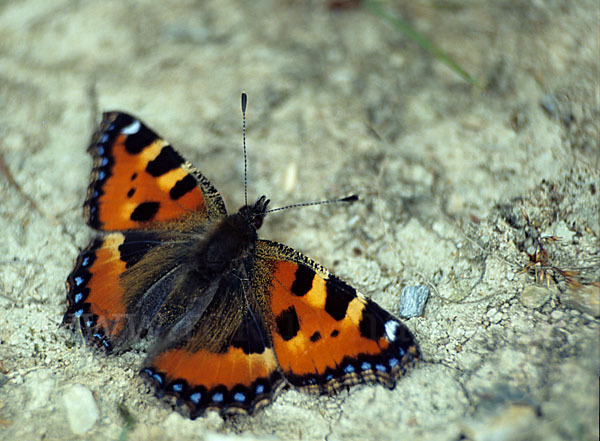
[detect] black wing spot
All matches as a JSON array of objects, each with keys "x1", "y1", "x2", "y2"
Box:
[
  {"x1": 290, "y1": 265, "x2": 315, "y2": 297},
  {"x1": 131, "y1": 172, "x2": 138, "y2": 181},
  {"x1": 324, "y1": 278, "x2": 354, "y2": 321},
  {"x1": 146, "y1": 145, "x2": 184, "y2": 177},
  {"x1": 123, "y1": 124, "x2": 157, "y2": 154},
  {"x1": 169, "y1": 174, "x2": 197, "y2": 200},
  {"x1": 126, "y1": 188, "x2": 135, "y2": 198},
  {"x1": 275, "y1": 306, "x2": 300, "y2": 341},
  {"x1": 130, "y1": 201, "x2": 160, "y2": 222},
  {"x1": 309, "y1": 331, "x2": 321, "y2": 343},
  {"x1": 330, "y1": 329, "x2": 339, "y2": 337},
  {"x1": 358, "y1": 300, "x2": 387, "y2": 341}
]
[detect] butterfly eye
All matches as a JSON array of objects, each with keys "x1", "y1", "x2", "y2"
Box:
[
  {"x1": 238, "y1": 196, "x2": 269, "y2": 229},
  {"x1": 252, "y1": 215, "x2": 264, "y2": 230}
]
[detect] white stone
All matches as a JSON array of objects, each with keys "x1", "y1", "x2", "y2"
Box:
[{"x1": 62, "y1": 384, "x2": 99, "y2": 435}]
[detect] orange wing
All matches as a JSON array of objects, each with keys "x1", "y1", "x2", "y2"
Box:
[
  {"x1": 256, "y1": 240, "x2": 420, "y2": 393},
  {"x1": 141, "y1": 310, "x2": 284, "y2": 418},
  {"x1": 64, "y1": 233, "x2": 132, "y2": 351},
  {"x1": 64, "y1": 228, "x2": 182, "y2": 351},
  {"x1": 85, "y1": 112, "x2": 226, "y2": 231}
]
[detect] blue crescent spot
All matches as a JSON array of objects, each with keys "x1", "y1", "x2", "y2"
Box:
[{"x1": 152, "y1": 373, "x2": 163, "y2": 385}]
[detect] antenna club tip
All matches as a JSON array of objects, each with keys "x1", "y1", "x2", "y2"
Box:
[
  {"x1": 341, "y1": 194, "x2": 359, "y2": 202},
  {"x1": 241, "y1": 93, "x2": 247, "y2": 112}
]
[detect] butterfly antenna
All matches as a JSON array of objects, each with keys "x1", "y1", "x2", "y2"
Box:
[
  {"x1": 241, "y1": 92, "x2": 248, "y2": 206},
  {"x1": 267, "y1": 194, "x2": 359, "y2": 214}
]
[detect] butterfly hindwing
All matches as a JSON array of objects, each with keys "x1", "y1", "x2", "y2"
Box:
[
  {"x1": 85, "y1": 112, "x2": 227, "y2": 231},
  {"x1": 64, "y1": 229, "x2": 182, "y2": 351},
  {"x1": 65, "y1": 232, "x2": 137, "y2": 351},
  {"x1": 255, "y1": 240, "x2": 420, "y2": 393},
  {"x1": 141, "y1": 307, "x2": 284, "y2": 417},
  {"x1": 64, "y1": 205, "x2": 233, "y2": 351}
]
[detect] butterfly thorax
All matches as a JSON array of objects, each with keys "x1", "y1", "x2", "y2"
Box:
[
  {"x1": 192, "y1": 196, "x2": 269, "y2": 279},
  {"x1": 166, "y1": 196, "x2": 270, "y2": 352}
]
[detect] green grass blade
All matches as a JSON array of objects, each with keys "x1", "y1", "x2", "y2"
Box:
[{"x1": 363, "y1": 0, "x2": 480, "y2": 87}]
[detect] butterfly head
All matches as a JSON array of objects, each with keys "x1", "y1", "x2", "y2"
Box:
[{"x1": 238, "y1": 195, "x2": 270, "y2": 230}]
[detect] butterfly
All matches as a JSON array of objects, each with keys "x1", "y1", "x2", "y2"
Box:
[{"x1": 63, "y1": 96, "x2": 420, "y2": 418}]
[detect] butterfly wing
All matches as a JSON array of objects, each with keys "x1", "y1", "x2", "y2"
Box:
[
  {"x1": 64, "y1": 228, "x2": 192, "y2": 351},
  {"x1": 65, "y1": 233, "x2": 132, "y2": 351},
  {"x1": 255, "y1": 240, "x2": 420, "y2": 393},
  {"x1": 141, "y1": 289, "x2": 284, "y2": 418},
  {"x1": 65, "y1": 111, "x2": 227, "y2": 349},
  {"x1": 84, "y1": 111, "x2": 227, "y2": 231},
  {"x1": 140, "y1": 237, "x2": 419, "y2": 417}
]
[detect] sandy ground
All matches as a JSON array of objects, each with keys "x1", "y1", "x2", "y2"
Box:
[{"x1": 0, "y1": 1, "x2": 598, "y2": 440}]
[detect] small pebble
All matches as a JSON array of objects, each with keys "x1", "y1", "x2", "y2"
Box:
[
  {"x1": 490, "y1": 310, "x2": 503, "y2": 324},
  {"x1": 486, "y1": 308, "x2": 502, "y2": 324},
  {"x1": 283, "y1": 161, "x2": 298, "y2": 193},
  {"x1": 399, "y1": 284, "x2": 429, "y2": 318},
  {"x1": 62, "y1": 384, "x2": 99, "y2": 435},
  {"x1": 520, "y1": 285, "x2": 551, "y2": 309},
  {"x1": 545, "y1": 221, "x2": 575, "y2": 243}
]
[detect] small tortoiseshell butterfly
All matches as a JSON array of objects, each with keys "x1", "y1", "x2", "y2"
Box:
[{"x1": 64, "y1": 95, "x2": 420, "y2": 418}]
